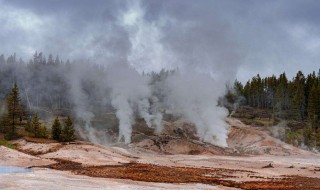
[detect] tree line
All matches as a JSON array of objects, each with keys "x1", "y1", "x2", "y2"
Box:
[
  {"x1": 228, "y1": 70, "x2": 320, "y2": 149},
  {"x1": 0, "y1": 52, "x2": 101, "y2": 113}
]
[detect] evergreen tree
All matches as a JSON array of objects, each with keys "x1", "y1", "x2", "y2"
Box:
[
  {"x1": 274, "y1": 73, "x2": 289, "y2": 118},
  {"x1": 234, "y1": 80, "x2": 244, "y2": 97},
  {"x1": 4, "y1": 83, "x2": 22, "y2": 139},
  {"x1": 305, "y1": 72, "x2": 316, "y2": 110},
  {"x1": 47, "y1": 54, "x2": 54, "y2": 65},
  {"x1": 307, "y1": 83, "x2": 319, "y2": 127},
  {"x1": 62, "y1": 117, "x2": 76, "y2": 142},
  {"x1": 243, "y1": 81, "x2": 252, "y2": 106},
  {"x1": 0, "y1": 115, "x2": 8, "y2": 133},
  {"x1": 54, "y1": 56, "x2": 60, "y2": 65},
  {"x1": 265, "y1": 75, "x2": 277, "y2": 109},
  {"x1": 51, "y1": 117, "x2": 62, "y2": 141},
  {"x1": 39, "y1": 125, "x2": 48, "y2": 139},
  {"x1": 290, "y1": 71, "x2": 306, "y2": 120},
  {"x1": 32, "y1": 115, "x2": 41, "y2": 138},
  {"x1": 0, "y1": 54, "x2": 5, "y2": 64},
  {"x1": 25, "y1": 119, "x2": 32, "y2": 133},
  {"x1": 31, "y1": 115, "x2": 48, "y2": 138}
]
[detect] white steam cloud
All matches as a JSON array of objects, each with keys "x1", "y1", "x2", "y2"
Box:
[
  {"x1": 0, "y1": 0, "x2": 243, "y2": 147},
  {"x1": 67, "y1": 63, "x2": 101, "y2": 144},
  {"x1": 106, "y1": 64, "x2": 152, "y2": 143},
  {"x1": 164, "y1": 70, "x2": 229, "y2": 147},
  {"x1": 75, "y1": 0, "x2": 239, "y2": 146}
]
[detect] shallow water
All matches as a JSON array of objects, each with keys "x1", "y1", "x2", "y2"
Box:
[{"x1": 0, "y1": 166, "x2": 31, "y2": 174}]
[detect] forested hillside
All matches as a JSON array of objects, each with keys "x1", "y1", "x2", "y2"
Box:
[
  {"x1": 0, "y1": 52, "x2": 73, "y2": 111},
  {"x1": 228, "y1": 70, "x2": 320, "y2": 150},
  {"x1": 0, "y1": 52, "x2": 172, "y2": 116},
  {"x1": 0, "y1": 52, "x2": 110, "y2": 141}
]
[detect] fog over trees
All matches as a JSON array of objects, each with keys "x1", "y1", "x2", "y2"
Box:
[{"x1": 0, "y1": 52, "x2": 229, "y2": 146}]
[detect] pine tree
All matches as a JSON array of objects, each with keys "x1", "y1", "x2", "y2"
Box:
[
  {"x1": 47, "y1": 54, "x2": 54, "y2": 65},
  {"x1": 305, "y1": 72, "x2": 316, "y2": 110},
  {"x1": 51, "y1": 117, "x2": 62, "y2": 141},
  {"x1": 307, "y1": 83, "x2": 319, "y2": 126},
  {"x1": 0, "y1": 54, "x2": 5, "y2": 65},
  {"x1": 274, "y1": 73, "x2": 289, "y2": 118},
  {"x1": 4, "y1": 83, "x2": 22, "y2": 139},
  {"x1": 0, "y1": 116, "x2": 9, "y2": 133},
  {"x1": 234, "y1": 80, "x2": 244, "y2": 96},
  {"x1": 266, "y1": 75, "x2": 277, "y2": 109},
  {"x1": 39, "y1": 125, "x2": 48, "y2": 139},
  {"x1": 243, "y1": 81, "x2": 251, "y2": 106},
  {"x1": 62, "y1": 117, "x2": 76, "y2": 142},
  {"x1": 25, "y1": 119, "x2": 32, "y2": 133},
  {"x1": 291, "y1": 71, "x2": 306, "y2": 120},
  {"x1": 54, "y1": 56, "x2": 60, "y2": 65},
  {"x1": 31, "y1": 115, "x2": 48, "y2": 138},
  {"x1": 32, "y1": 115, "x2": 41, "y2": 138}
]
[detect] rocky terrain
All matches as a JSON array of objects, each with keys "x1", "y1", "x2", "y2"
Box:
[{"x1": 0, "y1": 118, "x2": 319, "y2": 190}]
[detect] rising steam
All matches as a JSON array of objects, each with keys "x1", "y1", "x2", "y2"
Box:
[
  {"x1": 106, "y1": 64, "x2": 152, "y2": 143},
  {"x1": 63, "y1": 0, "x2": 239, "y2": 146},
  {"x1": 163, "y1": 70, "x2": 229, "y2": 147},
  {"x1": 0, "y1": 0, "x2": 242, "y2": 147}
]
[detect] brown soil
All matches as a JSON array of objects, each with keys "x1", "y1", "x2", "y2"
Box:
[
  {"x1": 45, "y1": 159, "x2": 320, "y2": 190},
  {"x1": 24, "y1": 137, "x2": 58, "y2": 144},
  {"x1": 16, "y1": 143, "x2": 64, "y2": 156}
]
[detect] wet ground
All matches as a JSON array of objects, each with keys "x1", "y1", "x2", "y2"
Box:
[{"x1": 0, "y1": 166, "x2": 31, "y2": 174}]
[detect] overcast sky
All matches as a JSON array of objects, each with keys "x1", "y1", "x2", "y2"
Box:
[{"x1": 1, "y1": 0, "x2": 320, "y2": 82}]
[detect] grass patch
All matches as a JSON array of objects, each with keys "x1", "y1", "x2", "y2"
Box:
[{"x1": 0, "y1": 139, "x2": 16, "y2": 149}]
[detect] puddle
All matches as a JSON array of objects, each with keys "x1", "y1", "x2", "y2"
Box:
[{"x1": 0, "y1": 166, "x2": 31, "y2": 174}]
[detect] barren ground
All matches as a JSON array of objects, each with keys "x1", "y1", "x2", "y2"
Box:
[{"x1": 0, "y1": 118, "x2": 319, "y2": 190}]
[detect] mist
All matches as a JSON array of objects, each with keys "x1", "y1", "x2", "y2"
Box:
[
  {"x1": 106, "y1": 63, "x2": 151, "y2": 143},
  {"x1": 163, "y1": 70, "x2": 229, "y2": 146},
  {"x1": 0, "y1": 0, "x2": 244, "y2": 146}
]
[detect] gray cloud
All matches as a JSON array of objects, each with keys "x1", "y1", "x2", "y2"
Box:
[{"x1": 0, "y1": 0, "x2": 320, "y2": 81}]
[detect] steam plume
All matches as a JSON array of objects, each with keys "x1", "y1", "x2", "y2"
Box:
[
  {"x1": 106, "y1": 64, "x2": 151, "y2": 143},
  {"x1": 164, "y1": 70, "x2": 229, "y2": 147}
]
